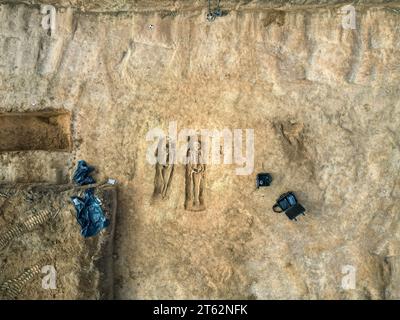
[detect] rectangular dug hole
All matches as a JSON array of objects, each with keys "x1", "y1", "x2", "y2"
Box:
[{"x1": 0, "y1": 111, "x2": 72, "y2": 152}]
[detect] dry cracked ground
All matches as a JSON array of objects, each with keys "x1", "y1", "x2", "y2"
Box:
[{"x1": 0, "y1": 0, "x2": 399, "y2": 299}]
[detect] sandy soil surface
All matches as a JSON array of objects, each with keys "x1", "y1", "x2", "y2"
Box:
[{"x1": 0, "y1": 0, "x2": 399, "y2": 299}]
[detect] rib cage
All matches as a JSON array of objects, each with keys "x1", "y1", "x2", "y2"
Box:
[
  {"x1": 24, "y1": 209, "x2": 58, "y2": 231},
  {"x1": 0, "y1": 209, "x2": 58, "y2": 251},
  {"x1": 0, "y1": 264, "x2": 42, "y2": 299}
]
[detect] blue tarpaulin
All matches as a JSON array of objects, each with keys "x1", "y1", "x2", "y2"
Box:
[
  {"x1": 73, "y1": 160, "x2": 96, "y2": 186},
  {"x1": 71, "y1": 189, "x2": 110, "y2": 238},
  {"x1": 71, "y1": 160, "x2": 109, "y2": 238}
]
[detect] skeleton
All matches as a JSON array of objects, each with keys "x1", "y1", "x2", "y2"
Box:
[
  {"x1": 153, "y1": 137, "x2": 175, "y2": 200},
  {"x1": 185, "y1": 137, "x2": 206, "y2": 211}
]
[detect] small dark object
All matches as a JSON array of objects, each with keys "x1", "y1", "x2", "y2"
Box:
[
  {"x1": 206, "y1": 9, "x2": 228, "y2": 21},
  {"x1": 256, "y1": 173, "x2": 272, "y2": 188},
  {"x1": 206, "y1": 0, "x2": 228, "y2": 21},
  {"x1": 273, "y1": 192, "x2": 305, "y2": 221},
  {"x1": 206, "y1": 12, "x2": 215, "y2": 21},
  {"x1": 71, "y1": 189, "x2": 110, "y2": 238},
  {"x1": 73, "y1": 160, "x2": 95, "y2": 186},
  {"x1": 214, "y1": 9, "x2": 229, "y2": 17}
]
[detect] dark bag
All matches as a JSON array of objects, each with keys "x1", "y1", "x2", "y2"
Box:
[{"x1": 273, "y1": 192, "x2": 305, "y2": 221}]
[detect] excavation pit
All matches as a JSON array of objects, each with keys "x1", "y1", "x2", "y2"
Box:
[{"x1": 0, "y1": 112, "x2": 72, "y2": 152}]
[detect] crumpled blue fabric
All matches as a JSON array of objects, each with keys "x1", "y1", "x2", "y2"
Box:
[
  {"x1": 71, "y1": 189, "x2": 110, "y2": 238},
  {"x1": 73, "y1": 160, "x2": 96, "y2": 186},
  {"x1": 71, "y1": 160, "x2": 109, "y2": 238}
]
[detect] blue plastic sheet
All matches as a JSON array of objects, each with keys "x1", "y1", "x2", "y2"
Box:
[
  {"x1": 73, "y1": 160, "x2": 96, "y2": 186},
  {"x1": 71, "y1": 160, "x2": 109, "y2": 237},
  {"x1": 71, "y1": 189, "x2": 110, "y2": 238}
]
